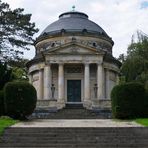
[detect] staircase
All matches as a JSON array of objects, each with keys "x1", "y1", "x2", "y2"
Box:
[
  {"x1": 0, "y1": 127, "x2": 148, "y2": 147},
  {"x1": 30, "y1": 108, "x2": 112, "y2": 119}
]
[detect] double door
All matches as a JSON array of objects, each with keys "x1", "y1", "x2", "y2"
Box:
[{"x1": 67, "y1": 80, "x2": 81, "y2": 102}]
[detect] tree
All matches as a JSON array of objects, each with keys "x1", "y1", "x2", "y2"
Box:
[
  {"x1": 0, "y1": 61, "x2": 12, "y2": 90},
  {"x1": 0, "y1": 59, "x2": 29, "y2": 90},
  {"x1": 119, "y1": 31, "x2": 148, "y2": 87},
  {"x1": 0, "y1": 0, "x2": 38, "y2": 61},
  {"x1": 8, "y1": 59, "x2": 29, "y2": 81}
]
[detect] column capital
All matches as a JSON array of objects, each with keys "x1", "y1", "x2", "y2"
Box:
[
  {"x1": 96, "y1": 61, "x2": 103, "y2": 66},
  {"x1": 58, "y1": 63, "x2": 64, "y2": 66},
  {"x1": 106, "y1": 68, "x2": 110, "y2": 72},
  {"x1": 44, "y1": 63, "x2": 51, "y2": 66},
  {"x1": 39, "y1": 68, "x2": 44, "y2": 71},
  {"x1": 84, "y1": 63, "x2": 90, "y2": 66},
  {"x1": 45, "y1": 60, "x2": 51, "y2": 65}
]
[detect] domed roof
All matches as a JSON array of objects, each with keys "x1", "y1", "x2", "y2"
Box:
[{"x1": 40, "y1": 11, "x2": 108, "y2": 36}]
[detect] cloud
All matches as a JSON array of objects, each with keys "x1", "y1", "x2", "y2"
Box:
[{"x1": 2, "y1": 0, "x2": 148, "y2": 59}]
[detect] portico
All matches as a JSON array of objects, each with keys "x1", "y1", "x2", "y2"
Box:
[{"x1": 28, "y1": 56, "x2": 119, "y2": 109}]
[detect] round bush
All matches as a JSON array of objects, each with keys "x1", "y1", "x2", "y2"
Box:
[
  {"x1": 144, "y1": 88, "x2": 148, "y2": 114},
  {"x1": 111, "y1": 82, "x2": 147, "y2": 119},
  {"x1": 0, "y1": 90, "x2": 4, "y2": 116},
  {"x1": 4, "y1": 82, "x2": 37, "y2": 119}
]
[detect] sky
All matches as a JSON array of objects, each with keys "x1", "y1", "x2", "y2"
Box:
[{"x1": 2, "y1": 0, "x2": 148, "y2": 59}]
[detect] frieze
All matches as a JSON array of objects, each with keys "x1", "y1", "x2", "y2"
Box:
[
  {"x1": 66, "y1": 66, "x2": 82, "y2": 73},
  {"x1": 36, "y1": 37, "x2": 112, "y2": 53}
]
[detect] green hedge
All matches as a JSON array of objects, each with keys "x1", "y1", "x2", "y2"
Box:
[
  {"x1": 0, "y1": 90, "x2": 4, "y2": 116},
  {"x1": 111, "y1": 82, "x2": 148, "y2": 119},
  {"x1": 4, "y1": 82, "x2": 37, "y2": 119}
]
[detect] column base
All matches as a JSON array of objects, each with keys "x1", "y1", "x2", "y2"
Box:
[
  {"x1": 57, "y1": 99, "x2": 65, "y2": 109},
  {"x1": 91, "y1": 99, "x2": 111, "y2": 109},
  {"x1": 83, "y1": 100, "x2": 92, "y2": 109},
  {"x1": 36, "y1": 99, "x2": 57, "y2": 109}
]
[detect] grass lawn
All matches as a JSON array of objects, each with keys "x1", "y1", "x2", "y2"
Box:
[
  {"x1": 0, "y1": 117, "x2": 18, "y2": 136},
  {"x1": 135, "y1": 118, "x2": 148, "y2": 126}
]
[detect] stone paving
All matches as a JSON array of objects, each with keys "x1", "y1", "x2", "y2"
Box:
[{"x1": 12, "y1": 119, "x2": 142, "y2": 128}]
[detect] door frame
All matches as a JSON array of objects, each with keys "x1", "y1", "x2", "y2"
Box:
[{"x1": 65, "y1": 78, "x2": 83, "y2": 104}]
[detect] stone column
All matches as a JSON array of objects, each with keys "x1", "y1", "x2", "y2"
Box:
[
  {"x1": 106, "y1": 69, "x2": 110, "y2": 99},
  {"x1": 84, "y1": 63, "x2": 90, "y2": 101},
  {"x1": 97, "y1": 63, "x2": 103, "y2": 100},
  {"x1": 44, "y1": 65, "x2": 52, "y2": 100},
  {"x1": 29, "y1": 74, "x2": 33, "y2": 84},
  {"x1": 58, "y1": 63, "x2": 64, "y2": 101},
  {"x1": 116, "y1": 73, "x2": 120, "y2": 85},
  {"x1": 38, "y1": 69, "x2": 43, "y2": 100}
]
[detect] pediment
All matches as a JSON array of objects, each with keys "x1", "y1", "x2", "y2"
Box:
[
  {"x1": 55, "y1": 46, "x2": 96, "y2": 54},
  {"x1": 44, "y1": 42, "x2": 105, "y2": 55}
]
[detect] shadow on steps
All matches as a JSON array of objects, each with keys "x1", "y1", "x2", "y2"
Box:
[{"x1": 29, "y1": 107, "x2": 112, "y2": 119}]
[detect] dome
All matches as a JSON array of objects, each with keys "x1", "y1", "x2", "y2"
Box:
[{"x1": 40, "y1": 11, "x2": 108, "y2": 37}]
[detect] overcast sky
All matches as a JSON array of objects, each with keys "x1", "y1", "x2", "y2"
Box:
[{"x1": 3, "y1": 0, "x2": 148, "y2": 59}]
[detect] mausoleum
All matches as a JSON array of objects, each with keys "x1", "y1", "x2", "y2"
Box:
[{"x1": 26, "y1": 11, "x2": 121, "y2": 110}]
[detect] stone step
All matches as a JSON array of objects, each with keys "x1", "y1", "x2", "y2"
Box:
[
  {"x1": 3, "y1": 138, "x2": 148, "y2": 144},
  {"x1": 30, "y1": 108, "x2": 112, "y2": 119},
  {"x1": 4, "y1": 127, "x2": 147, "y2": 132},
  {"x1": 3, "y1": 128, "x2": 148, "y2": 136},
  {"x1": 65, "y1": 103, "x2": 84, "y2": 109},
  {"x1": 0, "y1": 143, "x2": 148, "y2": 148},
  {"x1": 1, "y1": 127, "x2": 148, "y2": 147}
]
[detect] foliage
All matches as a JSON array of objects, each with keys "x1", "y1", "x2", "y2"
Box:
[
  {"x1": 9, "y1": 59, "x2": 29, "y2": 81},
  {"x1": 0, "y1": 116, "x2": 18, "y2": 136},
  {"x1": 8, "y1": 59, "x2": 29, "y2": 68},
  {"x1": 0, "y1": 62, "x2": 12, "y2": 90},
  {"x1": 0, "y1": 0, "x2": 38, "y2": 61},
  {"x1": 111, "y1": 82, "x2": 148, "y2": 119},
  {"x1": 4, "y1": 82, "x2": 37, "y2": 119},
  {"x1": 12, "y1": 67, "x2": 28, "y2": 81},
  {"x1": 135, "y1": 118, "x2": 148, "y2": 127},
  {"x1": 0, "y1": 91, "x2": 4, "y2": 116},
  {"x1": 119, "y1": 31, "x2": 148, "y2": 87}
]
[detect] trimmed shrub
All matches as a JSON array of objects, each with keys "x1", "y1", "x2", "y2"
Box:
[
  {"x1": 4, "y1": 82, "x2": 37, "y2": 119},
  {"x1": 0, "y1": 90, "x2": 4, "y2": 116},
  {"x1": 144, "y1": 88, "x2": 148, "y2": 114},
  {"x1": 111, "y1": 82, "x2": 148, "y2": 119}
]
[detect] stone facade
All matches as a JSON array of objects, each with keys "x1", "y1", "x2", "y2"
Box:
[{"x1": 26, "y1": 11, "x2": 121, "y2": 110}]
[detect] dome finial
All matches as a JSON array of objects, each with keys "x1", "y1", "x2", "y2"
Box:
[{"x1": 72, "y1": 5, "x2": 75, "y2": 11}]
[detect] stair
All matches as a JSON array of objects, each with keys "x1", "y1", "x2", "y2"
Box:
[
  {"x1": 0, "y1": 127, "x2": 148, "y2": 147},
  {"x1": 30, "y1": 108, "x2": 112, "y2": 119}
]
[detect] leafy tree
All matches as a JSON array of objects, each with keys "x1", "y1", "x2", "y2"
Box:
[
  {"x1": 0, "y1": 62, "x2": 12, "y2": 90},
  {"x1": 0, "y1": 59, "x2": 29, "y2": 90},
  {"x1": 118, "y1": 53, "x2": 126, "y2": 63},
  {"x1": 12, "y1": 67, "x2": 28, "y2": 81},
  {"x1": 8, "y1": 58, "x2": 29, "y2": 68},
  {"x1": 119, "y1": 31, "x2": 148, "y2": 87},
  {"x1": 8, "y1": 59, "x2": 29, "y2": 81},
  {"x1": 0, "y1": 0, "x2": 38, "y2": 61}
]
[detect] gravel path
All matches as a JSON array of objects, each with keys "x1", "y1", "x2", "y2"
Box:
[{"x1": 12, "y1": 119, "x2": 142, "y2": 127}]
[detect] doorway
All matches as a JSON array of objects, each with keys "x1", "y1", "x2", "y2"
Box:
[{"x1": 67, "y1": 80, "x2": 81, "y2": 103}]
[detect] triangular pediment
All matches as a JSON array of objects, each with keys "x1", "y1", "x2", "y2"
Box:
[{"x1": 44, "y1": 42, "x2": 105, "y2": 55}]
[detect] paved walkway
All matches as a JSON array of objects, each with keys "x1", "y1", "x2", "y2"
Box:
[{"x1": 12, "y1": 119, "x2": 142, "y2": 127}]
